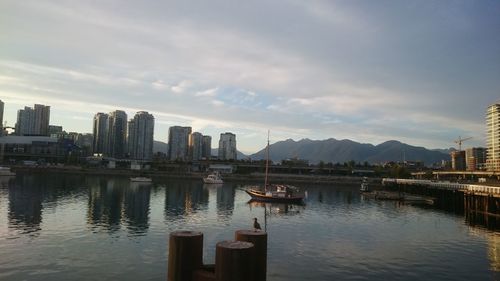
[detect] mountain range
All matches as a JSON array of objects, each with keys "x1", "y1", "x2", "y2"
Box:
[
  {"x1": 249, "y1": 138, "x2": 450, "y2": 165},
  {"x1": 154, "y1": 138, "x2": 451, "y2": 165}
]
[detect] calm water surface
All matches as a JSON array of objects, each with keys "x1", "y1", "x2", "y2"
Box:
[{"x1": 0, "y1": 173, "x2": 499, "y2": 281}]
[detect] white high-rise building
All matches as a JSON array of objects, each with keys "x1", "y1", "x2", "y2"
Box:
[
  {"x1": 0, "y1": 100, "x2": 4, "y2": 135},
  {"x1": 168, "y1": 126, "x2": 192, "y2": 161},
  {"x1": 92, "y1": 112, "x2": 109, "y2": 155},
  {"x1": 189, "y1": 132, "x2": 203, "y2": 161},
  {"x1": 15, "y1": 104, "x2": 50, "y2": 136},
  {"x1": 127, "y1": 111, "x2": 154, "y2": 161},
  {"x1": 218, "y1": 132, "x2": 237, "y2": 160},
  {"x1": 107, "y1": 110, "x2": 127, "y2": 158},
  {"x1": 486, "y1": 103, "x2": 500, "y2": 171}
]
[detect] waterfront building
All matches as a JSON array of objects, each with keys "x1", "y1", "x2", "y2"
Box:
[
  {"x1": 486, "y1": 103, "x2": 500, "y2": 171},
  {"x1": 202, "y1": 135, "x2": 212, "y2": 159},
  {"x1": 466, "y1": 147, "x2": 487, "y2": 171},
  {"x1": 127, "y1": 111, "x2": 154, "y2": 161},
  {"x1": 92, "y1": 113, "x2": 109, "y2": 155},
  {"x1": 0, "y1": 135, "x2": 69, "y2": 163},
  {"x1": 168, "y1": 126, "x2": 191, "y2": 161},
  {"x1": 14, "y1": 104, "x2": 50, "y2": 136},
  {"x1": 107, "y1": 110, "x2": 128, "y2": 159},
  {"x1": 189, "y1": 132, "x2": 203, "y2": 161},
  {"x1": 218, "y1": 132, "x2": 237, "y2": 160},
  {"x1": 451, "y1": 150, "x2": 466, "y2": 171}
]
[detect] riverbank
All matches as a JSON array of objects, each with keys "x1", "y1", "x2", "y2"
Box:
[{"x1": 10, "y1": 165, "x2": 381, "y2": 185}]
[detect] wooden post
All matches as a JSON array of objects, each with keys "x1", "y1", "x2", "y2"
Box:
[
  {"x1": 168, "y1": 231, "x2": 204, "y2": 281},
  {"x1": 215, "y1": 240, "x2": 254, "y2": 281},
  {"x1": 235, "y1": 230, "x2": 267, "y2": 281}
]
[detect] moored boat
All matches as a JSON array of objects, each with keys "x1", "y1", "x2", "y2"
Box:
[
  {"x1": 360, "y1": 177, "x2": 370, "y2": 192},
  {"x1": 130, "y1": 177, "x2": 152, "y2": 183},
  {"x1": 245, "y1": 131, "x2": 305, "y2": 204},
  {"x1": 246, "y1": 184, "x2": 304, "y2": 204},
  {"x1": 203, "y1": 172, "x2": 223, "y2": 184},
  {"x1": 0, "y1": 167, "x2": 16, "y2": 176}
]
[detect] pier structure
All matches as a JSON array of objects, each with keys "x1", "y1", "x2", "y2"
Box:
[
  {"x1": 168, "y1": 230, "x2": 268, "y2": 281},
  {"x1": 383, "y1": 178, "x2": 500, "y2": 227}
]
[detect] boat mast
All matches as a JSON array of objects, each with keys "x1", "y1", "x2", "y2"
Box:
[{"x1": 264, "y1": 130, "x2": 270, "y2": 192}]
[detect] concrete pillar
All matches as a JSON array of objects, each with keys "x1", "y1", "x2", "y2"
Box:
[
  {"x1": 215, "y1": 240, "x2": 254, "y2": 281},
  {"x1": 235, "y1": 230, "x2": 267, "y2": 281},
  {"x1": 168, "y1": 231, "x2": 203, "y2": 281}
]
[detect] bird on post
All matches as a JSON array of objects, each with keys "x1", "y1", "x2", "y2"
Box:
[{"x1": 253, "y1": 218, "x2": 261, "y2": 231}]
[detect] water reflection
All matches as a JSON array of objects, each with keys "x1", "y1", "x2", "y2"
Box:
[
  {"x1": 216, "y1": 184, "x2": 235, "y2": 217},
  {"x1": 164, "y1": 181, "x2": 208, "y2": 219},
  {"x1": 87, "y1": 177, "x2": 151, "y2": 235},
  {"x1": 123, "y1": 183, "x2": 151, "y2": 234},
  {"x1": 8, "y1": 176, "x2": 43, "y2": 234}
]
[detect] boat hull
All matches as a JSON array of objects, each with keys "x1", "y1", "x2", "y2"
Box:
[{"x1": 245, "y1": 189, "x2": 304, "y2": 204}]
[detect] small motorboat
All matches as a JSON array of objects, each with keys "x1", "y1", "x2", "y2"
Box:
[
  {"x1": 0, "y1": 167, "x2": 16, "y2": 176},
  {"x1": 203, "y1": 172, "x2": 223, "y2": 184},
  {"x1": 360, "y1": 177, "x2": 370, "y2": 192},
  {"x1": 130, "y1": 177, "x2": 152, "y2": 183}
]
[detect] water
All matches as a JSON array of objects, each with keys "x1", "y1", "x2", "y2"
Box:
[{"x1": 0, "y1": 172, "x2": 499, "y2": 281}]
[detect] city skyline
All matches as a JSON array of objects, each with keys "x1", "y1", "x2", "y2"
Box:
[{"x1": 1, "y1": 1, "x2": 500, "y2": 153}]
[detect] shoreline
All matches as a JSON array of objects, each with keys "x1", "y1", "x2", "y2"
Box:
[{"x1": 10, "y1": 166, "x2": 381, "y2": 185}]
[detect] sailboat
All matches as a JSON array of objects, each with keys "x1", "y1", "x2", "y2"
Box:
[{"x1": 245, "y1": 132, "x2": 305, "y2": 204}]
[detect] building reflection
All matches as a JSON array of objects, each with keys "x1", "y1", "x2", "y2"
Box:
[
  {"x1": 87, "y1": 178, "x2": 124, "y2": 232},
  {"x1": 216, "y1": 184, "x2": 235, "y2": 217},
  {"x1": 123, "y1": 182, "x2": 151, "y2": 234},
  {"x1": 8, "y1": 175, "x2": 43, "y2": 234},
  {"x1": 165, "y1": 181, "x2": 208, "y2": 219},
  {"x1": 487, "y1": 233, "x2": 500, "y2": 272}
]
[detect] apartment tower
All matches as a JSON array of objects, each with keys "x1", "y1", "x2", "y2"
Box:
[
  {"x1": 218, "y1": 132, "x2": 237, "y2": 160},
  {"x1": 486, "y1": 103, "x2": 500, "y2": 171}
]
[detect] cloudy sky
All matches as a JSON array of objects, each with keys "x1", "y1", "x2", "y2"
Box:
[{"x1": 1, "y1": 1, "x2": 499, "y2": 153}]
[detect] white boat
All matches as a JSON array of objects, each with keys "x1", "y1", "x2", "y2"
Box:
[
  {"x1": 360, "y1": 177, "x2": 370, "y2": 192},
  {"x1": 203, "y1": 172, "x2": 223, "y2": 184},
  {"x1": 0, "y1": 167, "x2": 16, "y2": 176},
  {"x1": 130, "y1": 177, "x2": 152, "y2": 183}
]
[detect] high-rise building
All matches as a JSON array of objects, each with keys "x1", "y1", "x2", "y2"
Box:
[
  {"x1": 486, "y1": 103, "x2": 500, "y2": 171},
  {"x1": 0, "y1": 99, "x2": 4, "y2": 135},
  {"x1": 202, "y1": 135, "x2": 212, "y2": 159},
  {"x1": 14, "y1": 104, "x2": 50, "y2": 136},
  {"x1": 466, "y1": 147, "x2": 487, "y2": 171},
  {"x1": 107, "y1": 110, "x2": 127, "y2": 158},
  {"x1": 15, "y1": 106, "x2": 35, "y2": 135},
  {"x1": 451, "y1": 150, "x2": 466, "y2": 171},
  {"x1": 218, "y1": 132, "x2": 237, "y2": 160},
  {"x1": 127, "y1": 111, "x2": 154, "y2": 160},
  {"x1": 168, "y1": 126, "x2": 191, "y2": 161},
  {"x1": 189, "y1": 132, "x2": 203, "y2": 161},
  {"x1": 92, "y1": 113, "x2": 109, "y2": 155},
  {"x1": 33, "y1": 104, "x2": 50, "y2": 136}
]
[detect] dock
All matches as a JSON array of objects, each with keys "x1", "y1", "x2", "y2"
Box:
[{"x1": 382, "y1": 178, "x2": 500, "y2": 226}]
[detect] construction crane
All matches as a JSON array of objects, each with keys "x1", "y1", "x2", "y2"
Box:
[{"x1": 454, "y1": 136, "x2": 472, "y2": 151}]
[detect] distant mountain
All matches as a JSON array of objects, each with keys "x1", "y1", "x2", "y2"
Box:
[
  {"x1": 211, "y1": 148, "x2": 248, "y2": 160},
  {"x1": 249, "y1": 138, "x2": 450, "y2": 165},
  {"x1": 153, "y1": 140, "x2": 168, "y2": 154}
]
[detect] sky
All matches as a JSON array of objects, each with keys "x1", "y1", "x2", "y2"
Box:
[{"x1": 0, "y1": 0, "x2": 499, "y2": 154}]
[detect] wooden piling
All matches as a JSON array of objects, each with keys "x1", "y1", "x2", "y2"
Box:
[
  {"x1": 215, "y1": 240, "x2": 254, "y2": 281},
  {"x1": 168, "y1": 231, "x2": 203, "y2": 281},
  {"x1": 235, "y1": 230, "x2": 268, "y2": 281}
]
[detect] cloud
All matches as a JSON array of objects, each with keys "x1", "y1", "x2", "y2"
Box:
[{"x1": 0, "y1": 0, "x2": 497, "y2": 152}]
